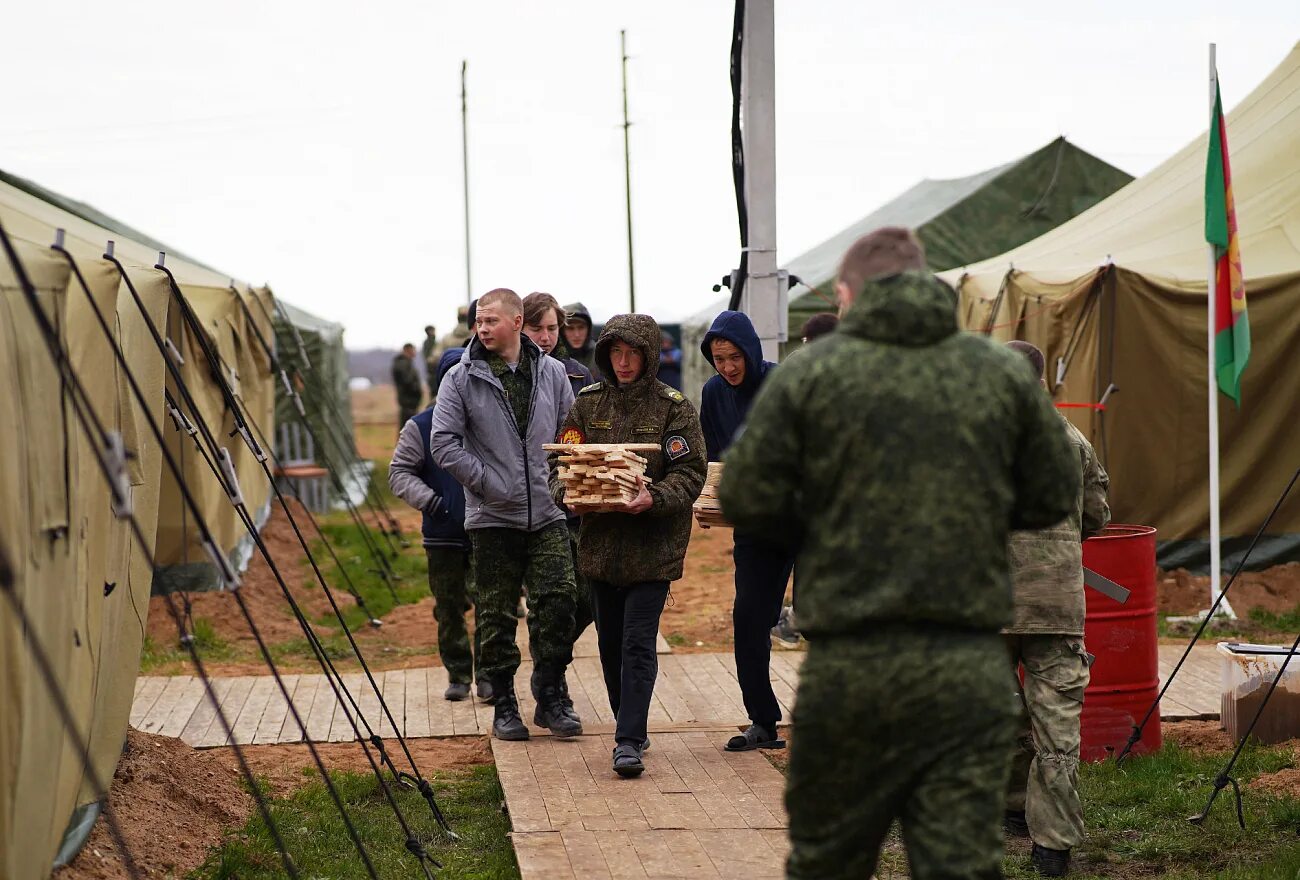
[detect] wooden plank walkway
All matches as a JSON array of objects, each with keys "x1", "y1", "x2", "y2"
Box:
[
  {"x1": 497, "y1": 733, "x2": 789, "y2": 879},
  {"x1": 130, "y1": 643, "x2": 1223, "y2": 749}
]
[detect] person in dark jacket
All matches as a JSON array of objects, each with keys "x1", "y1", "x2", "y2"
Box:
[
  {"x1": 551, "y1": 313, "x2": 706, "y2": 776},
  {"x1": 657, "y1": 331, "x2": 683, "y2": 391},
  {"x1": 699, "y1": 309, "x2": 795, "y2": 752},
  {"x1": 524, "y1": 292, "x2": 594, "y2": 397},
  {"x1": 562, "y1": 301, "x2": 601, "y2": 381},
  {"x1": 391, "y1": 343, "x2": 423, "y2": 434},
  {"x1": 388, "y1": 348, "x2": 491, "y2": 702}
]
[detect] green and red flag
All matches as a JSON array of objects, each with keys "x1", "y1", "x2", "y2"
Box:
[{"x1": 1204, "y1": 80, "x2": 1250, "y2": 405}]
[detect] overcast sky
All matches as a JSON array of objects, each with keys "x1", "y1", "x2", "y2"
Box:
[{"x1": 2, "y1": 2, "x2": 1297, "y2": 347}]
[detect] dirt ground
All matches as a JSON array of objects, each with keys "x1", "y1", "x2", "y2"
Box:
[
  {"x1": 55, "y1": 728, "x2": 494, "y2": 880},
  {"x1": 1158, "y1": 563, "x2": 1300, "y2": 617},
  {"x1": 55, "y1": 729, "x2": 252, "y2": 880}
]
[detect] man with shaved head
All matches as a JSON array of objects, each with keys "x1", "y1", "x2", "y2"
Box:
[
  {"x1": 431, "y1": 287, "x2": 582, "y2": 742},
  {"x1": 720, "y1": 227, "x2": 1080, "y2": 879}
]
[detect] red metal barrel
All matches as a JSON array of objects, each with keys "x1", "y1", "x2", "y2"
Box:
[{"x1": 1080, "y1": 524, "x2": 1161, "y2": 761}]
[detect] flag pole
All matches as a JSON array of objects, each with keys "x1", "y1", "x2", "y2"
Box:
[{"x1": 1207, "y1": 43, "x2": 1235, "y2": 619}]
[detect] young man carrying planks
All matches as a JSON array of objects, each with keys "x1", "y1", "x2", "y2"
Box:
[{"x1": 550, "y1": 313, "x2": 706, "y2": 776}]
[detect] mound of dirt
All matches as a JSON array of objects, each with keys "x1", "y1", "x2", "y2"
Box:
[
  {"x1": 1159, "y1": 563, "x2": 1300, "y2": 617},
  {"x1": 1164, "y1": 720, "x2": 1236, "y2": 754},
  {"x1": 1250, "y1": 767, "x2": 1300, "y2": 798},
  {"x1": 55, "y1": 728, "x2": 252, "y2": 880}
]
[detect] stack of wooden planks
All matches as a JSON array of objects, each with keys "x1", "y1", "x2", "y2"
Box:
[
  {"x1": 692, "y1": 461, "x2": 730, "y2": 528},
  {"x1": 544, "y1": 443, "x2": 658, "y2": 513}
]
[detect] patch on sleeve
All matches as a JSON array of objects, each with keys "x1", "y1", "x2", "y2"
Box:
[
  {"x1": 659, "y1": 386, "x2": 685, "y2": 402},
  {"x1": 558, "y1": 427, "x2": 585, "y2": 445},
  {"x1": 665, "y1": 435, "x2": 690, "y2": 460},
  {"x1": 578, "y1": 382, "x2": 604, "y2": 395}
]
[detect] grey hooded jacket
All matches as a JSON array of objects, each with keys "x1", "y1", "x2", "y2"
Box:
[{"x1": 430, "y1": 335, "x2": 575, "y2": 531}]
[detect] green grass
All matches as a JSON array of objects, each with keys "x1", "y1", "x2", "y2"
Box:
[
  {"x1": 772, "y1": 740, "x2": 1300, "y2": 879},
  {"x1": 1159, "y1": 603, "x2": 1300, "y2": 642},
  {"x1": 196, "y1": 765, "x2": 519, "y2": 880},
  {"x1": 309, "y1": 518, "x2": 430, "y2": 632},
  {"x1": 140, "y1": 617, "x2": 237, "y2": 673}
]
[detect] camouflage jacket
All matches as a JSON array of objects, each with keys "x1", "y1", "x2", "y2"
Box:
[
  {"x1": 391, "y1": 353, "x2": 423, "y2": 409},
  {"x1": 718, "y1": 271, "x2": 1080, "y2": 636},
  {"x1": 1005, "y1": 415, "x2": 1110, "y2": 635},
  {"x1": 550, "y1": 314, "x2": 706, "y2": 585}
]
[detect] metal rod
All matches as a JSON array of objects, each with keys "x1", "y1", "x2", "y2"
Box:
[
  {"x1": 621, "y1": 29, "x2": 636, "y2": 312},
  {"x1": 461, "y1": 59, "x2": 473, "y2": 307}
]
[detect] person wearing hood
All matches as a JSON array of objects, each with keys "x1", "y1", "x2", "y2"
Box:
[
  {"x1": 700, "y1": 309, "x2": 796, "y2": 753},
  {"x1": 561, "y1": 301, "x2": 601, "y2": 381},
  {"x1": 430, "y1": 288, "x2": 582, "y2": 742},
  {"x1": 719, "y1": 227, "x2": 1079, "y2": 880},
  {"x1": 550, "y1": 313, "x2": 705, "y2": 777},
  {"x1": 388, "y1": 347, "x2": 491, "y2": 703}
]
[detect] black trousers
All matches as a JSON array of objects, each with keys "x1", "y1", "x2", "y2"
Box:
[
  {"x1": 591, "y1": 579, "x2": 669, "y2": 746},
  {"x1": 733, "y1": 535, "x2": 796, "y2": 729}
]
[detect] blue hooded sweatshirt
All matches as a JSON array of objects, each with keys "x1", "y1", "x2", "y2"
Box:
[{"x1": 699, "y1": 310, "x2": 777, "y2": 461}]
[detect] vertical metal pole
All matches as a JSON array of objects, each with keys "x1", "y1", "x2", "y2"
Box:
[
  {"x1": 738, "y1": 0, "x2": 785, "y2": 361},
  {"x1": 462, "y1": 60, "x2": 473, "y2": 306},
  {"x1": 1206, "y1": 43, "x2": 1234, "y2": 618},
  {"x1": 621, "y1": 30, "x2": 636, "y2": 313}
]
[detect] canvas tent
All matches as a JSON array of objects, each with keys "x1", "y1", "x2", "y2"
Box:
[
  {"x1": 942, "y1": 42, "x2": 1300, "y2": 571},
  {"x1": 0, "y1": 166, "x2": 328, "y2": 877},
  {"x1": 680, "y1": 138, "x2": 1133, "y2": 402}
]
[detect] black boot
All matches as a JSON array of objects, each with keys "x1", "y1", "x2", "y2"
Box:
[
  {"x1": 1031, "y1": 844, "x2": 1070, "y2": 877},
  {"x1": 559, "y1": 671, "x2": 581, "y2": 723},
  {"x1": 532, "y1": 666, "x2": 583, "y2": 738},
  {"x1": 491, "y1": 681, "x2": 529, "y2": 741}
]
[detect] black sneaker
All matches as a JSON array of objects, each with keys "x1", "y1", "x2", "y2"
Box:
[
  {"x1": 533, "y1": 684, "x2": 583, "y2": 739},
  {"x1": 476, "y1": 680, "x2": 496, "y2": 704},
  {"x1": 491, "y1": 685, "x2": 529, "y2": 741},
  {"x1": 725, "y1": 724, "x2": 785, "y2": 752},
  {"x1": 1004, "y1": 809, "x2": 1030, "y2": 838},
  {"x1": 444, "y1": 682, "x2": 470, "y2": 702},
  {"x1": 612, "y1": 742, "x2": 645, "y2": 777},
  {"x1": 1031, "y1": 844, "x2": 1070, "y2": 877}
]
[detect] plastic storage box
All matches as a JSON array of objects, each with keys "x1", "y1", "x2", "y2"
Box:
[{"x1": 1218, "y1": 642, "x2": 1300, "y2": 745}]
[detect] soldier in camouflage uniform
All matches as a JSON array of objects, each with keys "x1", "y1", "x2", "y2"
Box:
[
  {"x1": 431, "y1": 288, "x2": 581, "y2": 741},
  {"x1": 551, "y1": 313, "x2": 706, "y2": 776},
  {"x1": 391, "y1": 343, "x2": 424, "y2": 434},
  {"x1": 719, "y1": 227, "x2": 1080, "y2": 880},
  {"x1": 1002, "y1": 341, "x2": 1110, "y2": 878}
]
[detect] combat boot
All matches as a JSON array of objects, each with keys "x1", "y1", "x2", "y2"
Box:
[
  {"x1": 559, "y1": 671, "x2": 581, "y2": 723},
  {"x1": 1031, "y1": 844, "x2": 1069, "y2": 877},
  {"x1": 532, "y1": 665, "x2": 583, "y2": 738},
  {"x1": 491, "y1": 681, "x2": 529, "y2": 741}
]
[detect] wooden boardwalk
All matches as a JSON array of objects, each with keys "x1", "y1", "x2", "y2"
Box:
[{"x1": 1157, "y1": 642, "x2": 1222, "y2": 719}]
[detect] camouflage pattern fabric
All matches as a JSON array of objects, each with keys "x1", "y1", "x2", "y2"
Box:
[
  {"x1": 786, "y1": 629, "x2": 1018, "y2": 880},
  {"x1": 1006, "y1": 417, "x2": 1111, "y2": 635},
  {"x1": 528, "y1": 525, "x2": 594, "y2": 667},
  {"x1": 469, "y1": 522, "x2": 576, "y2": 683},
  {"x1": 1005, "y1": 633, "x2": 1092, "y2": 852},
  {"x1": 550, "y1": 313, "x2": 706, "y2": 585},
  {"x1": 719, "y1": 271, "x2": 1080, "y2": 636},
  {"x1": 425, "y1": 547, "x2": 480, "y2": 685},
  {"x1": 487, "y1": 349, "x2": 533, "y2": 440},
  {"x1": 392, "y1": 353, "x2": 423, "y2": 412}
]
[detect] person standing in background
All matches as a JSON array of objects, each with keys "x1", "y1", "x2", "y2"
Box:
[
  {"x1": 421, "y1": 324, "x2": 440, "y2": 397},
  {"x1": 657, "y1": 331, "x2": 683, "y2": 391},
  {"x1": 562, "y1": 301, "x2": 601, "y2": 381},
  {"x1": 391, "y1": 342, "x2": 423, "y2": 435},
  {"x1": 699, "y1": 309, "x2": 794, "y2": 752},
  {"x1": 388, "y1": 347, "x2": 493, "y2": 704}
]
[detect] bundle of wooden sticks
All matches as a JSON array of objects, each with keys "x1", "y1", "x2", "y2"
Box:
[
  {"x1": 692, "y1": 461, "x2": 730, "y2": 528},
  {"x1": 544, "y1": 443, "x2": 658, "y2": 513}
]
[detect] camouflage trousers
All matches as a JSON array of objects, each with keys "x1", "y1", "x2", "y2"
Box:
[
  {"x1": 786, "y1": 628, "x2": 1017, "y2": 880},
  {"x1": 1004, "y1": 633, "x2": 1092, "y2": 851},
  {"x1": 528, "y1": 524, "x2": 594, "y2": 677},
  {"x1": 424, "y1": 547, "x2": 481, "y2": 685},
  {"x1": 469, "y1": 522, "x2": 577, "y2": 684}
]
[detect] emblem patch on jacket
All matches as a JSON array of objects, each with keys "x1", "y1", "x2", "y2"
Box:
[
  {"x1": 558, "y1": 427, "x2": 585, "y2": 444},
  {"x1": 665, "y1": 435, "x2": 690, "y2": 460}
]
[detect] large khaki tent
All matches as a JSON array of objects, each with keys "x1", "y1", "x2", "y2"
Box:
[
  {"x1": 680, "y1": 138, "x2": 1133, "y2": 402},
  {"x1": 942, "y1": 42, "x2": 1300, "y2": 570},
  {"x1": 0, "y1": 169, "x2": 293, "y2": 878}
]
